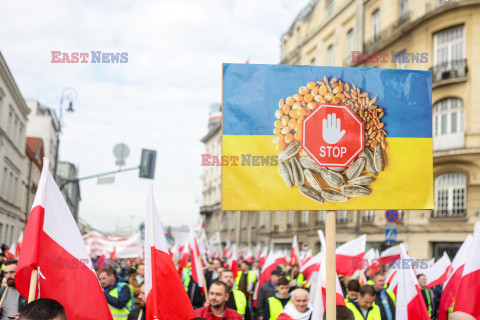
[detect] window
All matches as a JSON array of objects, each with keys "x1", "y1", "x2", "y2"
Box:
[
  {"x1": 242, "y1": 212, "x2": 248, "y2": 229},
  {"x1": 1, "y1": 168, "x2": 7, "y2": 199},
  {"x1": 433, "y1": 25, "x2": 465, "y2": 67},
  {"x1": 347, "y1": 29, "x2": 354, "y2": 57},
  {"x1": 274, "y1": 211, "x2": 280, "y2": 230},
  {"x1": 327, "y1": 45, "x2": 334, "y2": 66},
  {"x1": 337, "y1": 211, "x2": 349, "y2": 224},
  {"x1": 260, "y1": 211, "x2": 267, "y2": 228},
  {"x1": 301, "y1": 211, "x2": 309, "y2": 226},
  {"x1": 372, "y1": 9, "x2": 380, "y2": 42},
  {"x1": 433, "y1": 98, "x2": 464, "y2": 151},
  {"x1": 364, "y1": 210, "x2": 375, "y2": 223},
  {"x1": 399, "y1": 0, "x2": 409, "y2": 22},
  {"x1": 288, "y1": 211, "x2": 294, "y2": 227},
  {"x1": 327, "y1": 0, "x2": 335, "y2": 16},
  {"x1": 310, "y1": 57, "x2": 316, "y2": 65},
  {"x1": 222, "y1": 212, "x2": 229, "y2": 231},
  {"x1": 296, "y1": 27, "x2": 301, "y2": 46},
  {"x1": 282, "y1": 39, "x2": 288, "y2": 59},
  {"x1": 434, "y1": 173, "x2": 466, "y2": 217},
  {"x1": 317, "y1": 211, "x2": 326, "y2": 225}
]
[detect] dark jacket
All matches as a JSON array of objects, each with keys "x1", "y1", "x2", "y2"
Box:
[
  {"x1": 195, "y1": 305, "x2": 243, "y2": 320},
  {"x1": 186, "y1": 277, "x2": 204, "y2": 309},
  {"x1": 0, "y1": 286, "x2": 27, "y2": 317},
  {"x1": 374, "y1": 288, "x2": 395, "y2": 320},
  {"x1": 226, "y1": 290, "x2": 252, "y2": 320},
  {"x1": 257, "y1": 280, "x2": 277, "y2": 316},
  {"x1": 127, "y1": 306, "x2": 146, "y2": 320},
  {"x1": 104, "y1": 276, "x2": 132, "y2": 309}
]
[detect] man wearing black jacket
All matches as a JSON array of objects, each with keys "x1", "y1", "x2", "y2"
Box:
[
  {"x1": 257, "y1": 269, "x2": 281, "y2": 320},
  {"x1": 128, "y1": 284, "x2": 146, "y2": 320},
  {"x1": 372, "y1": 273, "x2": 395, "y2": 320}
]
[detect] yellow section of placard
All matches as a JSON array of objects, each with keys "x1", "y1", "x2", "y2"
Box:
[{"x1": 222, "y1": 135, "x2": 433, "y2": 210}]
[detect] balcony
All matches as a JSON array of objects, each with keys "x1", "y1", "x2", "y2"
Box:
[
  {"x1": 431, "y1": 59, "x2": 467, "y2": 84},
  {"x1": 431, "y1": 209, "x2": 467, "y2": 219}
]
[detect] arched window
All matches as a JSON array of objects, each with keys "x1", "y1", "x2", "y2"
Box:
[
  {"x1": 434, "y1": 172, "x2": 466, "y2": 217},
  {"x1": 433, "y1": 98, "x2": 464, "y2": 151}
]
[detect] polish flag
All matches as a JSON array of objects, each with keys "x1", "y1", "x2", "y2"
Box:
[
  {"x1": 395, "y1": 244, "x2": 430, "y2": 320},
  {"x1": 363, "y1": 248, "x2": 381, "y2": 275},
  {"x1": 291, "y1": 235, "x2": 301, "y2": 266},
  {"x1": 243, "y1": 249, "x2": 254, "y2": 264},
  {"x1": 7, "y1": 241, "x2": 16, "y2": 259},
  {"x1": 359, "y1": 270, "x2": 368, "y2": 286},
  {"x1": 259, "y1": 247, "x2": 268, "y2": 267},
  {"x1": 438, "y1": 234, "x2": 473, "y2": 320},
  {"x1": 385, "y1": 267, "x2": 398, "y2": 284},
  {"x1": 227, "y1": 244, "x2": 239, "y2": 278},
  {"x1": 380, "y1": 244, "x2": 404, "y2": 265},
  {"x1": 311, "y1": 230, "x2": 345, "y2": 320},
  {"x1": 301, "y1": 252, "x2": 321, "y2": 285},
  {"x1": 336, "y1": 235, "x2": 366, "y2": 276},
  {"x1": 145, "y1": 187, "x2": 196, "y2": 320},
  {"x1": 177, "y1": 244, "x2": 189, "y2": 276},
  {"x1": 255, "y1": 243, "x2": 261, "y2": 260},
  {"x1": 428, "y1": 258, "x2": 435, "y2": 268},
  {"x1": 223, "y1": 241, "x2": 231, "y2": 258},
  {"x1": 189, "y1": 229, "x2": 205, "y2": 292},
  {"x1": 16, "y1": 232, "x2": 23, "y2": 258},
  {"x1": 15, "y1": 159, "x2": 112, "y2": 320},
  {"x1": 454, "y1": 222, "x2": 480, "y2": 318},
  {"x1": 253, "y1": 251, "x2": 283, "y2": 307},
  {"x1": 110, "y1": 246, "x2": 117, "y2": 260},
  {"x1": 301, "y1": 249, "x2": 313, "y2": 266},
  {"x1": 424, "y1": 252, "x2": 451, "y2": 288}
]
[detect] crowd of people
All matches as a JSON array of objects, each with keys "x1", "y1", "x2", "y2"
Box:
[{"x1": 0, "y1": 244, "x2": 473, "y2": 320}]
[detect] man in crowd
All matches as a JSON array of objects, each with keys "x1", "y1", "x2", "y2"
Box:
[
  {"x1": 417, "y1": 274, "x2": 434, "y2": 319},
  {"x1": 235, "y1": 261, "x2": 257, "y2": 297},
  {"x1": 345, "y1": 285, "x2": 381, "y2": 320},
  {"x1": 205, "y1": 258, "x2": 223, "y2": 289},
  {"x1": 346, "y1": 279, "x2": 361, "y2": 303},
  {"x1": 252, "y1": 261, "x2": 261, "y2": 280},
  {"x1": 183, "y1": 268, "x2": 204, "y2": 309},
  {"x1": 18, "y1": 298, "x2": 66, "y2": 320},
  {"x1": 128, "y1": 284, "x2": 146, "y2": 320},
  {"x1": 277, "y1": 288, "x2": 312, "y2": 320},
  {"x1": 0, "y1": 259, "x2": 27, "y2": 320},
  {"x1": 323, "y1": 306, "x2": 355, "y2": 320},
  {"x1": 99, "y1": 269, "x2": 134, "y2": 320},
  {"x1": 257, "y1": 269, "x2": 281, "y2": 320},
  {"x1": 195, "y1": 281, "x2": 242, "y2": 320},
  {"x1": 285, "y1": 264, "x2": 306, "y2": 291},
  {"x1": 263, "y1": 276, "x2": 291, "y2": 320},
  {"x1": 372, "y1": 272, "x2": 395, "y2": 320},
  {"x1": 129, "y1": 263, "x2": 145, "y2": 308},
  {"x1": 219, "y1": 269, "x2": 249, "y2": 319}
]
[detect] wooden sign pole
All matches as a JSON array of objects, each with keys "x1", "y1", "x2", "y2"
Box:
[
  {"x1": 326, "y1": 211, "x2": 336, "y2": 320},
  {"x1": 28, "y1": 268, "x2": 38, "y2": 302}
]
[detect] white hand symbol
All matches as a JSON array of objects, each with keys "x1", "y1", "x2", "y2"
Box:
[{"x1": 322, "y1": 113, "x2": 346, "y2": 144}]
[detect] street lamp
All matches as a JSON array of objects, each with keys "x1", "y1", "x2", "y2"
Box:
[{"x1": 53, "y1": 87, "x2": 77, "y2": 181}]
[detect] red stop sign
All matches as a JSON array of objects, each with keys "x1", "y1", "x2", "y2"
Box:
[{"x1": 302, "y1": 104, "x2": 364, "y2": 167}]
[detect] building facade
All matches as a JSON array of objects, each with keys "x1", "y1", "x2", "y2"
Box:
[
  {"x1": 0, "y1": 51, "x2": 30, "y2": 246},
  {"x1": 201, "y1": 0, "x2": 480, "y2": 261},
  {"x1": 23, "y1": 137, "x2": 44, "y2": 219},
  {"x1": 57, "y1": 161, "x2": 81, "y2": 221}
]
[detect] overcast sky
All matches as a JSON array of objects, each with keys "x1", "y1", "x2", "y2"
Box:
[{"x1": 0, "y1": 0, "x2": 311, "y2": 233}]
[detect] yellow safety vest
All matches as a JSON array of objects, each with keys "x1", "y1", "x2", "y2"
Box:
[
  {"x1": 108, "y1": 282, "x2": 133, "y2": 320},
  {"x1": 422, "y1": 288, "x2": 433, "y2": 317},
  {"x1": 286, "y1": 273, "x2": 307, "y2": 288},
  {"x1": 235, "y1": 270, "x2": 257, "y2": 286},
  {"x1": 367, "y1": 280, "x2": 374, "y2": 285},
  {"x1": 232, "y1": 290, "x2": 247, "y2": 318},
  {"x1": 385, "y1": 289, "x2": 396, "y2": 305},
  {"x1": 267, "y1": 297, "x2": 288, "y2": 320},
  {"x1": 447, "y1": 301, "x2": 455, "y2": 318},
  {"x1": 346, "y1": 301, "x2": 382, "y2": 320}
]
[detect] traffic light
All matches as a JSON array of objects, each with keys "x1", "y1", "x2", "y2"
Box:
[{"x1": 139, "y1": 149, "x2": 156, "y2": 179}]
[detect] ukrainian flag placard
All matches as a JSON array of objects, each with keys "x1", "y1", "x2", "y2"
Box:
[{"x1": 222, "y1": 63, "x2": 433, "y2": 211}]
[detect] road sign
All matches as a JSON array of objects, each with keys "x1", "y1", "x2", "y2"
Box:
[
  {"x1": 385, "y1": 210, "x2": 399, "y2": 223},
  {"x1": 303, "y1": 104, "x2": 364, "y2": 167},
  {"x1": 385, "y1": 228, "x2": 397, "y2": 242}
]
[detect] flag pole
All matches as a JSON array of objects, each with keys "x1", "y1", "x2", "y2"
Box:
[
  {"x1": 201, "y1": 264, "x2": 210, "y2": 304},
  {"x1": 28, "y1": 268, "x2": 38, "y2": 302},
  {"x1": 325, "y1": 211, "x2": 336, "y2": 320}
]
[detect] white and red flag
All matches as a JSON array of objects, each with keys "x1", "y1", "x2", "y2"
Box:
[
  {"x1": 243, "y1": 248, "x2": 254, "y2": 264},
  {"x1": 300, "y1": 252, "x2": 321, "y2": 285},
  {"x1": 395, "y1": 244, "x2": 430, "y2": 320},
  {"x1": 15, "y1": 158, "x2": 112, "y2": 320},
  {"x1": 380, "y1": 243, "x2": 403, "y2": 265},
  {"x1": 177, "y1": 244, "x2": 189, "y2": 276},
  {"x1": 290, "y1": 235, "x2": 301, "y2": 266},
  {"x1": 424, "y1": 251, "x2": 451, "y2": 288},
  {"x1": 253, "y1": 251, "x2": 283, "y2": 307},
  {"x1": 454, "y1": 222, "x2": 480, "y2": 318},
  {"x1": 336, "y1": 234, "x2": 366, "y2": 276},
  {"x1": 311, "y1": 230, "x2": 345, "y2": 320},
  {"x1": 438, "y1": 234, "x2": 473, "y2": 320},
  {"x1": 222, "y1": 241, "x2": 231, "y2": 258},
  {"x1": 363, "y1": 248, "x2": 381, "y2": 276},
  {"x1": 385, "y1": 267, "x2": 398, "y2": 285},
  {"x1": 189, "y1": 228, "x2": 205, "y2": 292},
  {"x1": 301, "y1": 249, "x2": 313, "y2": 266},
  {"x1": 145, "y1": 187, "x2": 196, "y2": 320},
  {"x1": 227, "y1": 244, "x2": 239, "y2": 278},
  {"x1": 259, "y1": 246, "x2": 268, "y2": 267}
]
